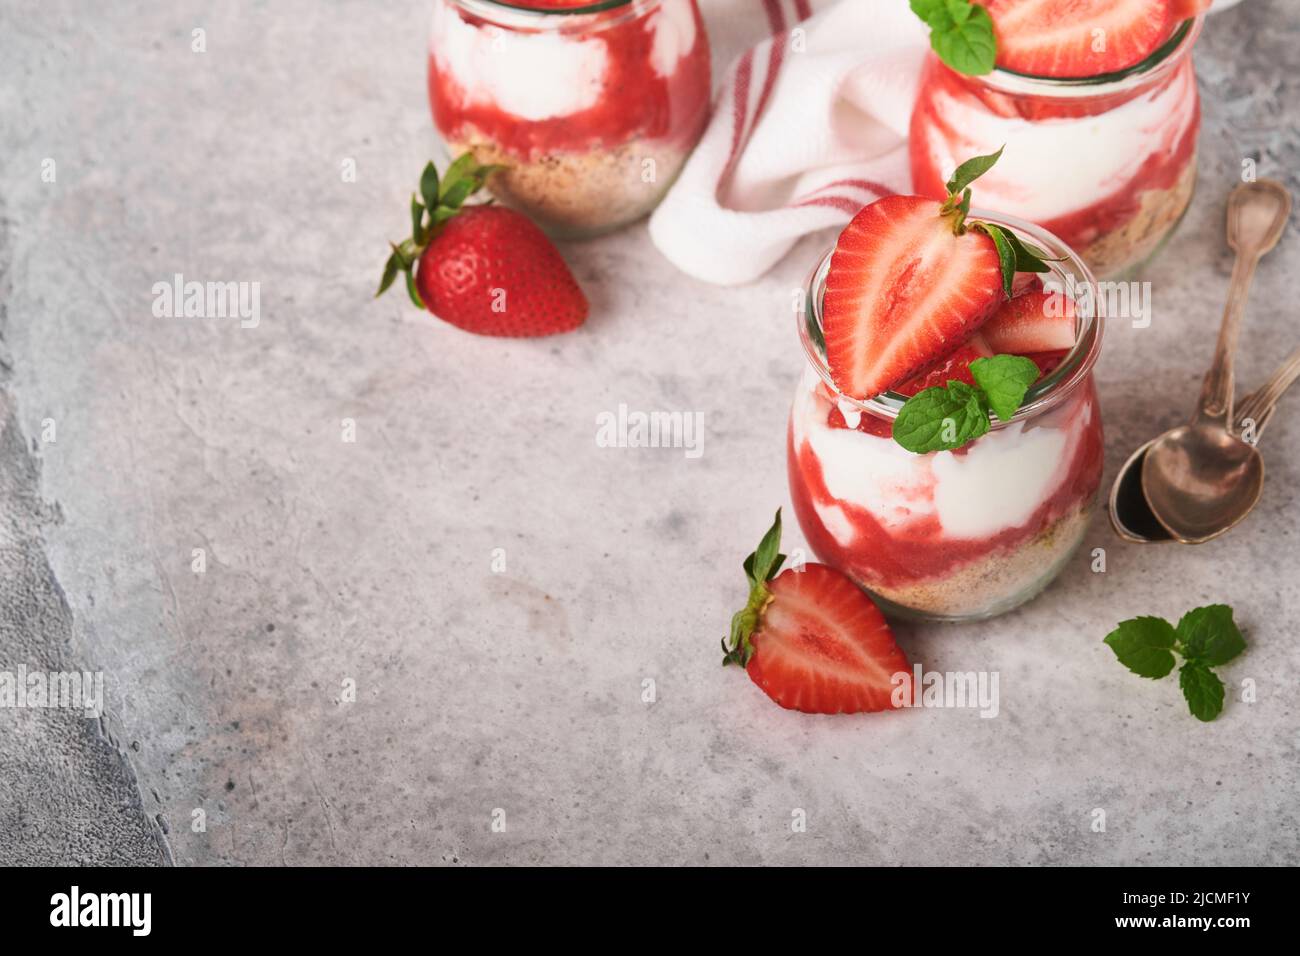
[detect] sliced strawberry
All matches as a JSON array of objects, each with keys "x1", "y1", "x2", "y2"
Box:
[
  {"x1": 980, "y1": 290, "x2": 1076, "y2": 355},
  {"x1": 980, "y1": 0, "x2": 1174, "y2": 78},
  {"x1": 823, "y1": 195, "x2": 1003, "y2": 400},
  {"x1": 748, "y1": 565, "x2": 910, "y2": 714},
  {"x1": 721, "y1": 511, "x2": 910, "y2": 715},
  {"x1": 895, "y1": 334, "x2": 994, "y2": 396}
]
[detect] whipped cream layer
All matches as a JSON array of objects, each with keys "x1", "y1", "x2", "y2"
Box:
[
  {"x1": 431, "y1": 0, "x2": 697, "y2": 122},
  {"x1": 915, "y1": 64, "x2": 1198, "y2": 223},
  {"x1": 790, "y1": 369, "x2": 1093, "y2": 544}
]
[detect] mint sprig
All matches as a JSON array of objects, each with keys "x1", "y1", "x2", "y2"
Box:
[
  {"x1": 377, "y1": 155, "x2": 505, "y2": 310},
  {"x1": 722, "y1": 510, "x2": 786, "y2": 667},
  {"x1": 892, "y1": 354, "x2": 1040, "y2": 453},
  {"x1": 910, "y1": 0, "x2": 996, "y2": 76},
  {"x1": 1104, "y1": 604, "x2": 1246, "y2": 722}
]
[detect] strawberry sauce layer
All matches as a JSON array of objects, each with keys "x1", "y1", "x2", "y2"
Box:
[
  {"x1": 428, "y1": 0, "x2": 711, "y2": 159},
  {"x1": 787, "y1": 376, "x2": 1103, "y2": 592},
  {"x1": 909, "y1": 53, "x2": 1200, "y2": 261}
]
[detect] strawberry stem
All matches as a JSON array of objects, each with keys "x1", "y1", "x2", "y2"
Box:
[
  {"x1": 376, "y1": 154, "x2": 507, "y2": 309},
  {"x1": 721, "y1": 510, "x2": 787, "y2": 667}
]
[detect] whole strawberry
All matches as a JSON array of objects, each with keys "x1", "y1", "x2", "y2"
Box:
[{"x1": 377, "y1": 155, "x2": 587, "y2": 337}]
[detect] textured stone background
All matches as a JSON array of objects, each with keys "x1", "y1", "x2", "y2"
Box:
[{"x1": 0, "y1": 0, "x2": 1296, "y2": 866}]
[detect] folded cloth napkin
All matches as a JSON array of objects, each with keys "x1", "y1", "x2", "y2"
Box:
[{"x1": 648, "y1": 0, "x2": 927, "y2": 286}]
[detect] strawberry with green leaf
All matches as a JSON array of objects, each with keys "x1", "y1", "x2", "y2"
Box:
[
  {"x1": 722, "y1": 510, "x2": 912, "y2": 715},
  {"x1": 378, "y1": 155, "x2": 588, "y2": 338}
]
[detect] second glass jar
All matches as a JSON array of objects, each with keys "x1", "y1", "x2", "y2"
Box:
[
  {"x1": 428, "y1": 0, "x2": 712, "y2": 239},
  {"x1": 909, "y1": 14, "x2": 1204, "y2": 279}
]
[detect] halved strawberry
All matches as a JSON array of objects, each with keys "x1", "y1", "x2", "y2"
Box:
[
  {"x1": 980, "y1": 0, "x2": 1174, "y2": 78},
  {"x1": 822, "y1": 194, "x2": 1003, "y2": 400},
  {"x1": 895, "y1": 334, "x2": 994, "y2": 396},
  {"x1": 980, "y1": 289, "x2": 1076, "y2": 355},
  {"x1": 722, "y1": 511, "x2": 910, "y2": 715}
]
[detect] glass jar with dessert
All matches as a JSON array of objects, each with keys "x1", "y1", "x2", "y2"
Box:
[
  {"x1": 909, "y1": 0, "x2": 1205, "y2": 279},
  {"x1": 786, "y1": 153, "x2": 1104, "y2": 622},
  {"x1": 427, "y1": 0, "x2": 712, "y2": 239}
]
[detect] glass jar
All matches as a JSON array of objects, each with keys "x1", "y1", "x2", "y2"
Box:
[
  {"x1": 427, "y1": 0, "x2": 712, "y2": 239},
  {"x1": 787, "y1": 213, "x2": 1105, "y2": 622},
  {"x1": 909, "y1": 15, "x2": 1204, "y2": 279}
]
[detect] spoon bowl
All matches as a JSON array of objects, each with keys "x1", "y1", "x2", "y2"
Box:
[{"x1": 1140, "y1": 423, "x2": 1264, "y2": 544}]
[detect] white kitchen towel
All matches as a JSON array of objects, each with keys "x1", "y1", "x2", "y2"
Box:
[
  {"x1": 648, "y1": 0, "x2": 927, "y2": 286},
  {"x1": 650, "y1": 0, "x2": 1240, "y2": 286}
]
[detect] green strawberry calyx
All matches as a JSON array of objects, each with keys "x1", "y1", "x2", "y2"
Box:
[
  {"x1": 375, "y1": 154, "x2": 505, "y2": 310},
  {"x1": 721, "y1": 510, "x2": 786, "y2": 668}
]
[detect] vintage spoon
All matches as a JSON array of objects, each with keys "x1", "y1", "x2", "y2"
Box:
[
  {"x1": 1140, "y1": 179, "x2": 1291, "y2": 544},
  {"x1": 1110, "y1": 345, "x2": 1300, "y2": 542}
]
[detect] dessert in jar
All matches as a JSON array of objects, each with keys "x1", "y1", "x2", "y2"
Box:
[
  {"x1": 786, "y1": 154, "x2": 1104, "y2": 621},
  {"x1": 909, "y1": 0, "x2": 1206, "y2": 278},
  {"x1": 427, "y1": 0, "x2": 712, "y2": 238}
]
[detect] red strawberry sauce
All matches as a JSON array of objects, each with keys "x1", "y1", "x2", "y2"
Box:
[
  {"x1": 428, "y1": 0, "x2": 711, "y2": 160},
  {"x1": 787, "y1": 380, "x2": 1103, "y2": 592}
]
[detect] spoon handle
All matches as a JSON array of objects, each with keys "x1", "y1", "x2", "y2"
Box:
[
  {"x1": 1197, "y1": 248, "x2": 1260, "y2": 425},
  {"x1": 1234, "y1": 345, "x2": 1300, "y2": 441}
]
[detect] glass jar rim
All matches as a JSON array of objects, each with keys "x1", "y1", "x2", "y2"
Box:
[
  {"x1": 797, "y1": 209, "x2": 1104, "y2": 428},
  {"x1": 448, "y1": 0, "x2": 652, "y2": 22},
  {"x1": 953, "y1": 14, "x2": 1202, "y2": 95}
]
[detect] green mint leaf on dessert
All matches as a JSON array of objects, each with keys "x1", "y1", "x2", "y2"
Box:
[
  {"x1": 1179, "y1": 662, "x2": 1225, "y2": 722},
  {"x1": 945, "y1": 145, "x2": 1004, "y2": 196},
  {"x1": 1175, "y1": 604, "x2": 1246, "y2": 666},
  {"x1": 911, "y1": 0, "x2": 996, "y2": 76},
  {"x1": 1102, "y1": 616, "x2": 1178, "y2": 679},
  {"x1": 892, "y1": 380, "x2": 990, "y2": 453},
  {"x1": 723, "y1": 510, "x2": 786, "y2": 667},
  {"x1": 969, "y1": 354, "x2": 1040, "y2": 422},
  {"x1": 1103, "y1": 604, "x2": 1245, "y2": 721}
]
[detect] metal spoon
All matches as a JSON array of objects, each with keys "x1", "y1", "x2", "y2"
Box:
[
  {"x1": 1140, "y1": 179, "x2": 1291, "y2": 544},
  {"x1": 1110, "y1": 346, "x2": 1300, "y2": 542}
]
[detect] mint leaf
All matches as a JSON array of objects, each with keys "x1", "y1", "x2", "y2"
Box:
[
  {"x1": 969, "y1": 355, "x2": 1040, "y2": 422},
  {"x1": 892, "y1": 380, "x2": 990, "y2": 453},
  {"x1": 1179, "y1": 662, "x2": 1225, "y2": 722},
  {"x1": 1176, "y1": 604, "x2": 1246, "y2": 666},
  {"x1": 945, "y1": 146, "x2": 1004, "y2": 197},
  {"x1": 913, "y1": 0, "x2": 997, "y2": 76},
  {"x1": 1103, "y1": 616, "x2": 1178, "y2": 679}
]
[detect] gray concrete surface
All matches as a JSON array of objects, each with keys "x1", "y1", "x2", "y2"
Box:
[{"x1": 0, "y1": 0, "x2": 1296, "y2": 866}]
